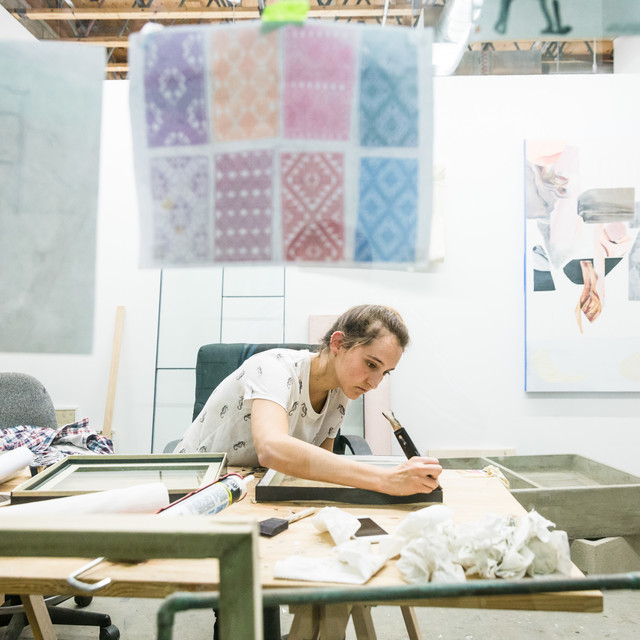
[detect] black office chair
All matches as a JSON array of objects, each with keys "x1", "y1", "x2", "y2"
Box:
[{"x1": 0, "y1": 372, "x2": 120, "y2": 640}]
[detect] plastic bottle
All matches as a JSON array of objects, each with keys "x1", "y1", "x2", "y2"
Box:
[{"x1": 156, "y1": 473, "x2": 252, "y2": 517}]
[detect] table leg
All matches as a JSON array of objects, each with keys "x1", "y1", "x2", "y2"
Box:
[
  {"x1": 351, "y1": 605, "x2": 377, "y2": 639},
  {"x1": 288, "y1": 604, "x2": 320, "y2": 640},
  {"x1": 19, "y1": 595, "x2": 57, "y2": 640},
  {"x1": 318, "y1": 603, "x2": 352, "y2": 640},
  {"x1": 400, "y1": 606, "x2": 423, "y2": 640}
]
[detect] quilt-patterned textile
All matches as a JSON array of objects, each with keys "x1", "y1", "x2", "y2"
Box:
[{"x1": 129, "y1": 20, "x2": 433, "y2": 269}]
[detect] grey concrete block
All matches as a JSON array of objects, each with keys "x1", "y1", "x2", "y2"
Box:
[{"x1": 570, "y1": 536, "x2": 640, "y2": 574}]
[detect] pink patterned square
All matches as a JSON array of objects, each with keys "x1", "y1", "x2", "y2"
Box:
[
  {"x1": 214, "y1": 151, "x2": 273, "y2": 261},
  {"x1": 281, "y1": 152, "x2": 345, "y2": 261},
  {"x1": 283, "y1": 25, "x2": 355, "y2": 140}
]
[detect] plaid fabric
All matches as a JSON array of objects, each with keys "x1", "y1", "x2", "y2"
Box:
[{"x1": 0, "y1": 418, "x2": 114, "y2": 465}]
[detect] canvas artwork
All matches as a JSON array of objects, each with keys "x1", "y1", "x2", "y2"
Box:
[
  {"x1": 524, "y1": 138, "x2": 640, "y2": 392},
  {"x1": 129, "y1": 21, "x2": 433, "y2": 269},
  {"x1": 0, "y1": 42, "x2": 104, "y2": 354},
  {"x1": 476, "y1": 0, "x2": 640, "y2": 42}
]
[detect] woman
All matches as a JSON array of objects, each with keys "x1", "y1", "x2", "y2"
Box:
[{"x1": 175, "y1": 304, "x2": 441, "y2": 496}]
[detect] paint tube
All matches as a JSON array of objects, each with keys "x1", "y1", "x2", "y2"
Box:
[{"x1": 156, "y1": 473, "x2": 253, "y2": 517}]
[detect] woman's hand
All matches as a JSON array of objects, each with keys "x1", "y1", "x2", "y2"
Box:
[{"x1": 381, "y1": 457, "x2": 442, "y2": 496}]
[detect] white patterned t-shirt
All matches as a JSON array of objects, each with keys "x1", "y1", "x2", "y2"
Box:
[{"x1": 175, "y1": 349, "x2": 349, "y2": 465}]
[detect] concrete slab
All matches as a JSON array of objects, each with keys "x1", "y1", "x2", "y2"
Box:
[{"x1": 571, "y1": 537, "x2": 640, "y2": 575}]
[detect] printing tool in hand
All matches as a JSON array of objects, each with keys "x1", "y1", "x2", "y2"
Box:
[{"x1": 382, "y1": 410, "x2": 421, "y2": 460}]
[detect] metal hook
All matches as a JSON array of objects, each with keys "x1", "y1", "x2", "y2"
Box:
[{"x1": 66, "y1": 556, "x2": 112, "y2": 592}]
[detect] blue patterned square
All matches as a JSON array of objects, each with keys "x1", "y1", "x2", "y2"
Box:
[
  {"x1": 355, "y1": 158, "x2": 418, "y2": 262},
  {"x1": 359, "y1": 30, "x2": 418, "y2": 148}
]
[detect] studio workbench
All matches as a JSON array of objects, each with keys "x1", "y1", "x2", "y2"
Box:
[{"x1": 0, "y1": 467, "x2": 603, "y2": 640}]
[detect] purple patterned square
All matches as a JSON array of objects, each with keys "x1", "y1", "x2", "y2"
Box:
[
  {"x1": 144, "y1": 30, "x2": 209, "y2": 147},
  {"x1": 150, "y1": 156, "x2": 212, "y2": 263},
  {"x1": 283, "y1": 24, "x2": 355, "y2": 140},
  {"x1": 214, "y1": 150, "x2": 274, "y2": 261}
]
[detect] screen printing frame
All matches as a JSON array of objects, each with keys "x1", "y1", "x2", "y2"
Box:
[
  {"x1": 255, "y1": 455, "x2": 443, "y2": 505},
  {"x1": 10, "y1": 453, "x2": 228, "y2": 504}
]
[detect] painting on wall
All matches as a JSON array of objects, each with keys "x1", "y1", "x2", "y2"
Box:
[
  {"x1": 525, "y1": 138, "x2": 640, "y2": 392},
  {"x1": 128, "y1": 21, "x2": 434, "y2": 270}
]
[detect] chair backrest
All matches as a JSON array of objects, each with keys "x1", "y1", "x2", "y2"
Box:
[
  {"x1": 0, "y1": 373, "x2": 58, "y2": 429},
  {"x1": 192, "y1": 343, "x2": 315, "y2": 421}
]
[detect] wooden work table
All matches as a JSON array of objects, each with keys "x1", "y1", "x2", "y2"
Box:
[{"x1": 0, "y1": 467, "x2": 603, "y2": 639}]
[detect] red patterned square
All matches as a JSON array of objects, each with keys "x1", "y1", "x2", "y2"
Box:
[{"x1": 281, "y1": 152, "x2": 345, "y2": 261}]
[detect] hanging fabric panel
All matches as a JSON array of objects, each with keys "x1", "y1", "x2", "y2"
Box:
[{"x1": 129, "y1": 20, "x2": 433, "y2": 270}]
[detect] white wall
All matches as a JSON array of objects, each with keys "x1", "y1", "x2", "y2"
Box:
[
  {"x1": 2, "y1": 71, "x2": 639, "y2": 475},
  {"x1": 0, "y1": 6, "x2": 37, "y2": 41}
]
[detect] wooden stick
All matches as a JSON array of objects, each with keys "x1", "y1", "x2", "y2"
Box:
[{"x1": 103, "y1": 306, "x2": 125, "y2": 439}]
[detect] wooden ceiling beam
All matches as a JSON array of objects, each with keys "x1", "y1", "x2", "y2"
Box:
[
  {"x1": 106, "y1": 63, "x2": 129, "y2": 72},
  {"x1": 12, "y1": 6, "x2": 419, "y2": 21},
  {"x1": 58, "y1": 37, "x2": 130, "y2": 47}
]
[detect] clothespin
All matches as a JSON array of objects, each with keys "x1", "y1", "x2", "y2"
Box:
[{"x1": 260, "y1": 0, "x2": 309, "y2": 32}]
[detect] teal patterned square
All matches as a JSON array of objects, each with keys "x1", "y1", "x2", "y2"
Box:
[{"x1": 359, "y1": 30, "x2": 419, "y2": 148}]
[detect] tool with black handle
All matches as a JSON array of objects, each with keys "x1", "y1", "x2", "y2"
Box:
[{"x1": 382, "y1": 410, "x2": 421, "y2": 459}]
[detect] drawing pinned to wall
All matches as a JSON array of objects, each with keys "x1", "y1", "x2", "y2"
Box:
[
  {"x1": 129, "y1": 21, "x2": 434, "y2": 270},
  {"x1": 0, "y1": 42, "x2": 104, "y2": 354},
  {"x1": 524, "y1": 138, "x2": 640, "y2": 391},
  {"x1": 476, "y1": 0, "x2": 640, "y2": 41}
]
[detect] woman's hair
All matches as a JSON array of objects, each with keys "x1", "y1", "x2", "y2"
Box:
[{"x1": 319, "y1": 305, "x2": 409, "y2": 352}]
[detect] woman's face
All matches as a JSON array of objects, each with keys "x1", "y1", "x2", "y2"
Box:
[{"x1": 332, "y1": 331, "x2": 403, "y2": 399}]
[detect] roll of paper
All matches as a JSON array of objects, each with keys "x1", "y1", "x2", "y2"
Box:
[
  {"x1": 0, "y1": 482, "x2": 170, "y2": 516},
  {"x1": 0, "y1": 447, "x2": 35, "y2": 484}
]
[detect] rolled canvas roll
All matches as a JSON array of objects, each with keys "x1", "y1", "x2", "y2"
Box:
[
  {"x1": 0, "y1": 482, "x2": 170, "y2": 516},
  {"x1": 0, "y1": 447, "x2": 35, "y2": 484}
]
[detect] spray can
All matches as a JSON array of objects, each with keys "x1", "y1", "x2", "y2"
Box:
[{"x1": 156, "y1": 473, "x2": 252, "y2": 517}]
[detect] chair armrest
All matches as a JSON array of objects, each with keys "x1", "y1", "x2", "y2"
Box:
[{"x1": 333, "y1": 433, "x2": 372, "y2": 456}]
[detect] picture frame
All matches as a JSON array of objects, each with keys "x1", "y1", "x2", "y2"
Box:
[
  {"x1": 255, "y1": 456, "x2": 443, "y2": 505},
  {"x1": 10, "y1": 453, "x2": 227, "y2": 504}
]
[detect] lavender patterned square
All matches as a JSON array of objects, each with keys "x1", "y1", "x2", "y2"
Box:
[
  {"x1": 150, "y1": 155, "x2": 212, "y2": 263},
  {"x1": 144, "y1": 30, "x2": 209, "y2": 147}
]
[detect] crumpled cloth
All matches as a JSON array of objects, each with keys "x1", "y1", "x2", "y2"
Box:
[
  {"x1": 393, "y1": 505, "x2": 573, "y2": 584},
  {"x1": 312, "y1": 506, "x2": 361, "y2": 545},
  {"x1": 274, "y1": 538, "x2": 389, "y2": 585},
  {"x1": 274, "y1": 507, "x2": 393, "y2": 584},
  {"x1": 0, "y1": 418, "x2": 114, "y2": 465}
]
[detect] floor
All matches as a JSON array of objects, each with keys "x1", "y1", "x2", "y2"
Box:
[{"x1": 11, "y1": 590, "x2": 640, "y2": 639}]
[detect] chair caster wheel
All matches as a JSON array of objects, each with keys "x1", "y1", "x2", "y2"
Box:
[
  {"x1": 74, "y1": 596, "x2": 93, "y2": 607},
  {"x1": 100, "y1": 624, "x2": 120, "y2": 640}
]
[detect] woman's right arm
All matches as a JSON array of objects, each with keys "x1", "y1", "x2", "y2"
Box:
[{"x1": 251, "y1": 398, "x2": 441, "y2": 496}]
